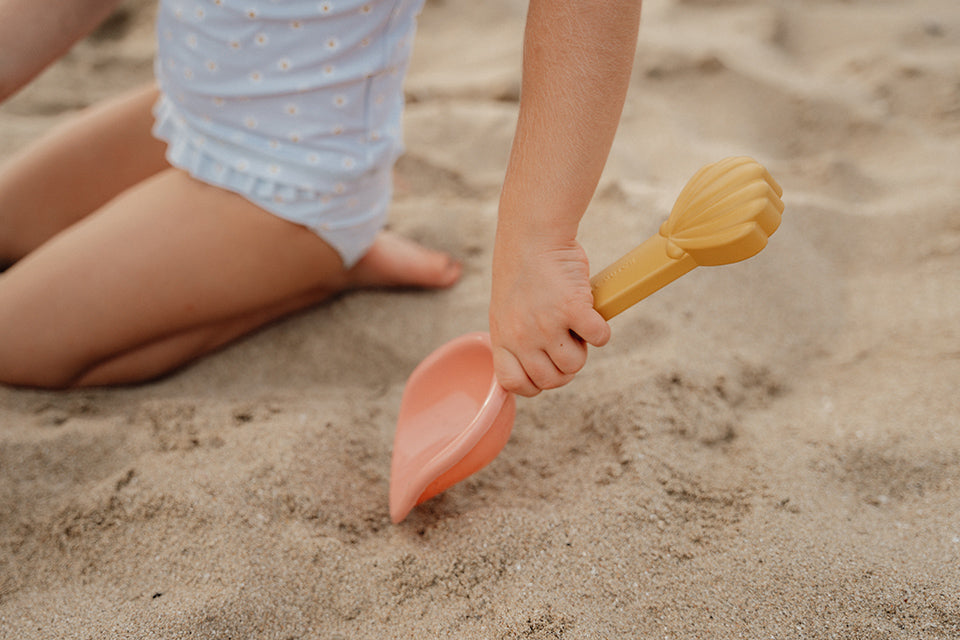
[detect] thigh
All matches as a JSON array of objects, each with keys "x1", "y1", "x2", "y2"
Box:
[
  {"x1": 0, "y1": 168, "x2": 347, "y2": 387},
  {"x1": 0, "y1": 84, "x2": 170, "y2": 262}
]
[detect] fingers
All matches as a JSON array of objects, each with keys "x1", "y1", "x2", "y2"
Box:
[
  {"x1": 571, "y1": 309, "x2": 612, "y2": 349},
  {"x1": 492, "y1": 347, "x2": 536, "y2": 397},
  {"x1": 547, "y1": 333, "x2": 589, "y2": 376},
  {"x1": 494, "y1": 346, "x2": 576, "y2": 397},
  {"x1": 493, "y1": 330, "x2": 596, "y2": 397},
  {"x1": 492, "y1": 309, "x2": 612, "y2": 397}
]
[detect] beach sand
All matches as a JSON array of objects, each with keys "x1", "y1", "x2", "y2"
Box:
[{"x1": 2, "y1": 0, "x2": 959, "y2": 637}]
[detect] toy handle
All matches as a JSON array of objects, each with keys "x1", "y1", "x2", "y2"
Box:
[{"x1": 589, "y1": 232, "x2": 697, "y2": 321}]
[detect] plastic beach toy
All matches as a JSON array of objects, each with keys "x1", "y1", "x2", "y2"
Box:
[{"x1": 389, "y1": 156, "x2": 784, "y2": 523}]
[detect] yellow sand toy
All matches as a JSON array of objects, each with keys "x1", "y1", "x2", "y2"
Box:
[{"x1": 390, "y1": 157, "x2": 784, "y2": 523}]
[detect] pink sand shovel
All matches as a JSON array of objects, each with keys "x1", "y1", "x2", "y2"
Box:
[{"x1": 389, "y1": 157, "x2": 784, "y2": 523}]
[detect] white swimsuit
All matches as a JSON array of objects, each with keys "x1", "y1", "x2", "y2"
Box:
[{"x1": 152, "y1": 0, "x2": 424, "y2": 266}]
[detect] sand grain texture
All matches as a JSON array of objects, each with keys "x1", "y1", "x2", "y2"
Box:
[{"x1": 2, "y1": 0, "x2": 959, "y2": 637}]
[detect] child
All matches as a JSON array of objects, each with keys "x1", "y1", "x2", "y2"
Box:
[{"x1": 0, "y1": 0, "x2": 641, "y2": 394}]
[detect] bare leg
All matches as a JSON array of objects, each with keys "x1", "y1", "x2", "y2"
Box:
[
  {"x1": 0, "y1": 169, "x2": 460, "y2": 389},
  {"x1": 0, "y1": 83, "x2": 459, "y2": 388},
  {"x1": 0, "y1": 84, "x2": 168, "y2": 264},
  {"x1": 75, "y1": 232, "x2": 462, "y2": 387}
]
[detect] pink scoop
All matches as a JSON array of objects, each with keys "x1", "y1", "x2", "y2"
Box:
[
  {"x1": 389, "y1": 157, "x2": 785, "y2": 523},
  {"x1": 388, "y1": 332, "x2": 515, "y2": 523}
]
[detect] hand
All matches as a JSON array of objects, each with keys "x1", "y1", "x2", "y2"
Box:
[{"x1": 489, "y1": 234, "x2": 610, "y2": 397}]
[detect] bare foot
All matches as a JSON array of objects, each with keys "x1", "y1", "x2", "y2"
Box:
[{"x1": 346, "y1": 231, "x2": 462, "y2": 290}]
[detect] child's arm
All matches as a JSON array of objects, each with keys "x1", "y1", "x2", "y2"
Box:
[
  {"x1": 490, "y1": 0, "x2": 642, "y2": 397},
  {"x1": 0, "y1": 0, "x2": 125, "y2": 101}
]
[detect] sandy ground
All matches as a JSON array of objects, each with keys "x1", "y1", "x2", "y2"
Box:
[{"x1": 2, "y1": 0, "x2": 959, "y2": 637}]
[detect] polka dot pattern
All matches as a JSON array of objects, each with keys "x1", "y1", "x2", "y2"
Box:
[{"x1": 152, "y1": 0, "x2": 423, "y2": 266}]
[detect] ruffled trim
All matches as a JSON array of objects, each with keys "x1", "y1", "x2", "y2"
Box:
[{"x1": 152, "y1": 95, "x2": 392, "y2": 267}]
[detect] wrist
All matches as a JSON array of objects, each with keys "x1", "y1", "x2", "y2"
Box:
[
  {"x1": 495, "y1": 153, "x2": 596, "y2": 246},
  {"x1": 494, "y1": 213, "x2": 580, "y2": 253},
  {"x1": 495, "y1": 182, "x2": 584, "y2": 247}
]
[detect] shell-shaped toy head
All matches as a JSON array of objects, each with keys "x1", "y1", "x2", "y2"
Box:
[{"x1": 660, "y1": 157, "x2": 784, "y2": 266}]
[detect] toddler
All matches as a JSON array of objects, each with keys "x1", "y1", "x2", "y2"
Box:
[{"x1": 0, "y1": 0, "x2": 641, "y2": 394}]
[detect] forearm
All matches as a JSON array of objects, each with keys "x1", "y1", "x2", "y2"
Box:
[
  {"x1": 497, "y1": 0, "x2": 642, "y2": 243},
  {"x1": 0, "y1": 0, "x2": 124, "y2": 102}
]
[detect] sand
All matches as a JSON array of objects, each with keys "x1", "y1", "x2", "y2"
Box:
[{"x1": 2, "y1": 0, "x2": 959, "y2": 637}]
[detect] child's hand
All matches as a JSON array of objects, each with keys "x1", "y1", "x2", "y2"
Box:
[
  {"x1": 486, "y1": 0, "x2": 640, "y2": 398},
  {"x1": 489, "y1": 234, "x2": 610, "y2": 397}
]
